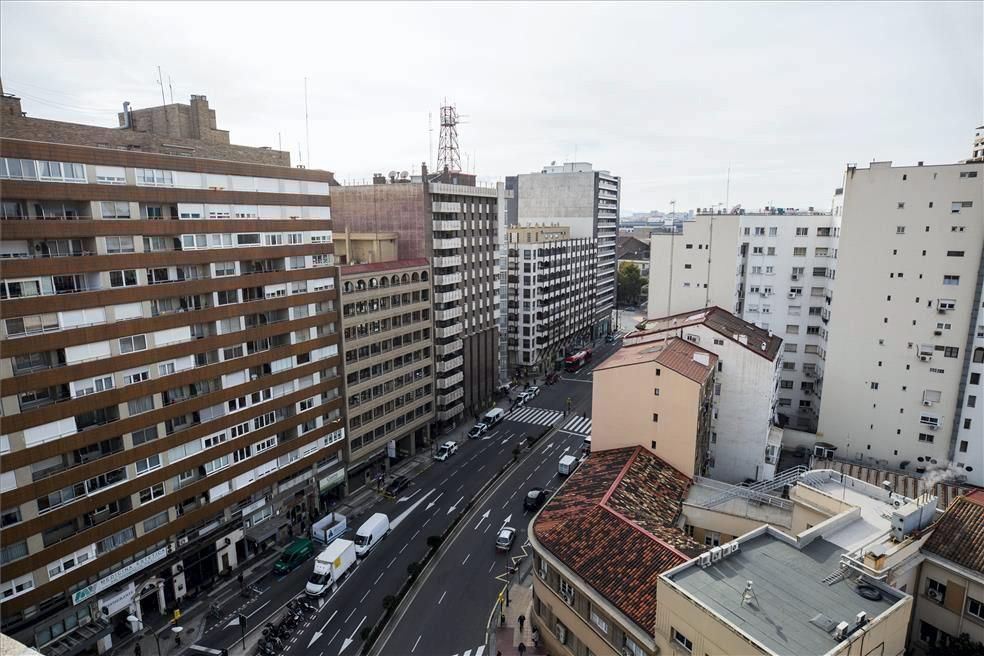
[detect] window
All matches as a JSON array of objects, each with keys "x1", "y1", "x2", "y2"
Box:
[
  {"x1": 623, "y1": 637, "x2": 645, "y2": 656},
  {"x1": 132, "y1": 426, "x2": 158, "y2": 446},
  {"x1": 896, "y1": 226, "x2": 905, "y2": 234},
  {"x1": 786, "y1": 324, "x2": 799, "y2": 334},
  {"x1": 926, "y1": 578, "x2": 946, "y2": 602},
  {"x1": 589, "y1": 607, "x2": 609, "y2": 634},
  {"x1": 947, "y1": 251, "x2": 965, "y2": 257},
  {"x1": 136, "y1": 169, "x2": 174, "y2": 186},
  {"x1": 918, "y1": 433, "x2": 935, "y2": 443},
  {"x1": 159, "y1": 362, "x2": 176, "y2": 376},
  {"x1": 969, "y1": 395, "x2": 977, "y2": 408},
  {"x1": 795, "y1": 227, "x2": 809, "y2": 236},
  {"x1": 943, "y1": 275, "x2": 960, "y2": 286},
  {"x1": 119, "y1": 335, "x2": 147, "y2": 353},
  {"x1": 214, "y1": 262, "x2": 236, "y2": 277},
  {"x1": 652, "y1": 413, "x2": 659, "y2": 423},
  {"x1": 128, "y1": 395, "x2": 154, "y2": 415},
  {"x1": 559, "y1": 578, "x2": 575, "y2": 604},
  {"x1": 143, "y1": 511, "x2": 169, "y2": 532},
  {"x1": 769, "y1": 226, "x2": 778, "y2": 236},
  {"x1": 951, "y1": 201, "x2": 973, "y2": 213},
  {"x1": 752, "y1": 246, "x2": 763, "y2": 255},
  {"x1": 105, "y1": 236, "x2": 135, "y2": 253},
  {"x1": 784, "y1": 343, "x2": 798, "y2": 353},
  {"x1": 109, "y1": 269, "x2": 138, "y2": 288},
  {"x1": 135, "y1": 454, "x2": 161, "y2": 475},
  {"x1": 968, "y1": 596, "x2": 984, "y2": 621},
  {"x1": 1, "y1": 540, "x2": 28, "y2": 564},
  {"x1": 555, "y1": 621, "x2": 568, "y2": 645},
  {"x1": 101, "y1": 201, "x2": 131, "y2": 219},
  {"x1": 959, "y1": 171, "x2": 979, "y2": 178},
  {"x1": 538, "y1": 557, "x2": 547, "y2": 580},
  {"x1": 124, "y1": 369, "x2": 149, "y2": 385},
  {"x1": 0, "y1": 574, "x2": 34, "y2": 600},
  {"x1": 704, "y1": 531, "x2": 721, "y2": 546},
  {"x1": 139, "y1": 483, "x2": 165, "y2": 504},
  {"x1": 672, "y1": 627, "x2": 694, "y2": 653}
]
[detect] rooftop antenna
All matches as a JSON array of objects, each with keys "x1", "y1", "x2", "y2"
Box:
[
  {"x1": 304, "y1": 77, "x2": 311, "y2": 168},
  {"x1": 155, "y1": 65, "x2": 166, "y2": 105},
  {"x1": 428, "y1": 111, "x2": 433, "y2": 171},
  {"x1": 167, "y1": 76, "x2": 174, "y2": 104},
  {"x1": 725, "y1": 164, "x2": 731, "y2": 209},
  {"x1": 740, "y1": 580, "x2": 759, "y2": 607},
  {"x1": 437, "y1": 100, "x2": 462, "y2": 173}
]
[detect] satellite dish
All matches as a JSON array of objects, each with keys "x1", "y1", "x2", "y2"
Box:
[
  {"x1": 388, "y1": 170, "x2": 397, "y2": 178},
  {"x1": 400, "y1": 171, "x2": 409, "y2": 179}
]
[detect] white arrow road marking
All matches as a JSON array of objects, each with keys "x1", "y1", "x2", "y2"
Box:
[
  {"x1": 545, "y1": 442, "x2": 554, "y2": 449},
  {"x1": 339, "y1": 616, "x2": 366, "y2": 655},
  {"x1": 307, "y1": 610, "x2": 338, "y2": 647},
  {"x1": 390, "y1": 489, "x2": 435, "y2": 529},
  {"x1": 501, "y1": 514, "x2": 512, "y2": 527},
  {"x1": 474, "y1": 509, "x2": 491, "y2": 529},
  {"x1": 225, "y1": 617, "x2": 240, "y2": 628},
  {"x1": 396, "y1": 489, "x2": 422, "y2": 503},
  {"x1": 562, "y1": 446, "x2": 570, "y2": 454},
  {"x1": 446, "y1": 495, "x2": 465, "y2": 515},
  {"x1": 425, "y1": 492, "x2": 444, "y2": 511}
]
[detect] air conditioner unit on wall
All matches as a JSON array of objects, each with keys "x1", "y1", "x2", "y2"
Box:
[
  {"x1": 927, "y1": 588, "x2": 943, "y2": 602},
  {"x1": 923, "y1": 400, "x2": 932, "y2": 406},
  {"x1": 919, "y1": 354, "x2": 931, "y2": 362}
]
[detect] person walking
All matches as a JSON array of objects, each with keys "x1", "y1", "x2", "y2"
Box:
[
  {"x1": 134, "y1": 643, "x2": 142, "y2": 656},
  {"x1": 518, "y1": 614, "x2": 525, "y2": 634},
  {"x1": 518, "y1": 642, "x2": 526, "y2": 656}
]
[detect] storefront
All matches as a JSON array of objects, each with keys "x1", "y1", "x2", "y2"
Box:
[{"x1": 317, "y1": 467, "x2": 346, "y2": 513}]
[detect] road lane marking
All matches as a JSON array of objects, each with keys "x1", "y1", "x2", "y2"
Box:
[
  {"x1": 462, "y1": 554, "x2": 470, "y2": 565},
  {"x1": 412, "y1": 529, "x2": 420, "y2": 540},
  {"x1": 374, "y1": 572, "x2": 384, "y2": 585},
  {"x1": 345, "y1": 607, "x2": 357, "y2": 622},
  {"x1": 245, "y1": 600, "x2": 270, "y2": 619},
  {"x1": 388, "y1": 557, "x2": 397, "y2": 569},
  {"x1": 400, "y1": 544, "x2": 407, "y2": 554},
  {"x1": 327, "y1": 628, "x2": 341, "y2": 646},
  {"x1": 411, "y1": 635, "x2": 422, "y2": 653},
  {"x1": 440, "y1": 477, "x2": 449, "y2": 486},
  {"x1": 488, "y1": 562, "x2": 495, "y2": 572},
  {"x1": 360, "y1": 589, "x2": 371, "y2": 602},
  {"x1": 456, "y1": 483, "x2": 464, "y2": 492},
  {"x1": 438, "y1": 590, "x2": 447, "y2": 604}
]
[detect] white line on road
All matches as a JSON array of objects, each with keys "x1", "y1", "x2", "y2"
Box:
[
  {"x1": 488, "y1": 562, "x2": 495, "y2": 572},
  {"x1": 497, "y1": 448, "x2": 504, "y2": 454},
  {"x1": 456, "y1": 483, "x2": 464, "y2": 492},
  {"x1": 345, "y1": 607, "x2": 357, "y2": 622},
  {"x1": 374, "y1": 572, "x2": 384, "y2": 585},
  {"x1": 440, "y1": 477, "x2": 449, "y2": 486},
  {"x1": 360, "y1": 589, "x2": 371, "y2": 602},
  {"x1": 477, "y1": 465, "x2": 485, "y2": 472},
  {"x1": 399, "y1": 544, "x2": 407, "y2": 554},
  {"x1": 412, "y1": 529, "x2": 420, "y2": 540},
  {"x1": 423, "y1": 517, "x2": 431, "y2": 526},
  {"x1": 411, "y1": 635, "x2": 422, "y2": 653},
  {"x1": 319, "y1": 611, "x2": 337, "y2": 634},
  {"x1": 462, "y1": 554, "x2": 470, "y2": 566},
  {"x1": 327, "y1": 628, "x2": 341, "y2": 646},
  {"x1": 438, "y1": 590, "x2": 447, "y2": 605},
  {"x1": 245, "y1": 600, "x2": 270, "y2": 619},
  {"x1": 388, "y1": 557, "x2": 397, "y2": 569}
]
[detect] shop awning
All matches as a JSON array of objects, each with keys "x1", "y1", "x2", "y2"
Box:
[{"x1": 244, "y1": 519, "x2": 287, "y2": 545}]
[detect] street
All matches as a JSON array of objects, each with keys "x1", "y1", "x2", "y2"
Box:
[{"x1": 192, "y1": 336, "x2": 622, "y2": 656}]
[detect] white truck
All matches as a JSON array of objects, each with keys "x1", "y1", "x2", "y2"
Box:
[
  {"x1": 310, "y1": 512, "x2": 347, "y2": 545},
  {"x1": 305, "y1": 538, "x2": 356, "y2": 596},
  {"x1": 558, "y1": 454, "x2": 579, "y2": 476}
]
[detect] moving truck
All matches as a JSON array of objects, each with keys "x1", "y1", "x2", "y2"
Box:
[
  {"x1": 354, "y1": 513, "x2": 389, "y2": 557},
  {"x1": 305, "y1": 539, "x2": 356, "y2": 596},
  {"x1": 558, "y1": 454, "x2": 578, "y2": 476},
  {"x1": 311, "y1": 512, "x2": 347, "y2": 545}
]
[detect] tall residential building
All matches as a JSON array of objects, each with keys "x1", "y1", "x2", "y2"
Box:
[
  {"x1": 505, "y1": 224, "x2": 596, "y2": 375},
  {"x1": 512, "y1": 162, "x2": 619, "y2": 339},
  {"x1": 817, "y1": 161, "x2": 984, "y2": 486},
  {"x1": 0, "y1": 93, "x2": 344, "y2": 653},
  {"x1": 627, "y1": 308, "x2": 783, "y2": 483},
  {"x1": 337, "y1": 258, "x2": 435, "y2": 491},
  {"x1": 328, "y1": 168, "x2": 500, "y2": 424},
  {"x1": 647, "y1": 204, "x2": 842, "y2": 431},
  {"x1": 592, "y1": 337, "x2": 717, "y2": 478}
]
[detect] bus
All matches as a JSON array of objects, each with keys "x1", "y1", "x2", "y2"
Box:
[{"x1": 564, "y1": 349, "x2": 593, "y2": 372}]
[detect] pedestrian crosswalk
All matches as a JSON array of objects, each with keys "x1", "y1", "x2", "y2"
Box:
[
  {"x1": 561, "y1": 415, "x2": 592, "y2": 436},
  {"x1": 448, "y1": 646, "x2": 485, "y2": 656},
  {"x1": 505, "y1": 405, "x2": 564, "y2": 426}
]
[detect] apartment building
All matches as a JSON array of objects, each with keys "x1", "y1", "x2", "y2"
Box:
[
  {"x1": 911, "y1": 491, "x2": 984, "y2": 654},
  {"x1": 592, "y1": 337, "x2": 716, "y2": 478},
  {"x1": 627, "y1": 307, "x2": 783, "y2": 483},
  {"x1": 529, "y1": 446, "x2": 703, "y2": 656},
  {"x1": 505, "y1": 224, "x2": 596, "y2": 375},
  {"x1": 817, "y1": 161, "x2": 984, "y2": 486},
  {"x1": 329, "y1": 169, "x2": 500, "y2": 423},
  {"x1": 971, "y1": 125, "x2": 984, "y2": 162},
  {"x1": 0, "y1": 93, "x2": 344, "y2": 654},
  {"x1": 511, "y1": 162, "x2": 619, "y2": 339},
  {"x1": 337, "y1": 259, "x2": 434, "y2": 491},
  {"x1": 648, "y1": 205, "x2": 841, "y2": 431}
]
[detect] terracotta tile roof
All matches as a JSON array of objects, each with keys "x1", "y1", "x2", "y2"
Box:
[
  {"x1": 630, "y1": 306, "x2": 783, "y2": 361},
  {"x1": 340, "y1": 258, "x2": 430, "y2": 275},
  {"x1": 922, "y1": 491, "x2": 984, "y2": 573},
  {"x1": 533, "y1": 447, "x2": 704, "y2": 632},
  {"x1": 594, "y1": 337, "x2": 716, "y2": 384}
]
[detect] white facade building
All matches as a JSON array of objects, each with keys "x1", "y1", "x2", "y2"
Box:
[
  {"x1": 818, "y1": 161, "x2": 984, "y2": 485},
  {"x1": 513, "y1": 162, "x2": 618, "y2": 338},
  {"x1": 626, "y1": 307, "x2": 783, "y2": 483}
]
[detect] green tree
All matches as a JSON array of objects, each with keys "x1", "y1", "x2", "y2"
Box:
[
  {"x1": 929, "y1": 634, "x2": 984, "y2": 656},
  {"x1": 617, "y1": 261, "x2": 644, "y2": 305}
]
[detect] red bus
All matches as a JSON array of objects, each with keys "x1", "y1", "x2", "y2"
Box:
[{"x1": 564, "y1": 349, "x2": 593, "y2": 372}]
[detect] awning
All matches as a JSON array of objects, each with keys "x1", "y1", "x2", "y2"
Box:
[{"x1": 244, "y1": 519, "x2": 287, "y2": 545}]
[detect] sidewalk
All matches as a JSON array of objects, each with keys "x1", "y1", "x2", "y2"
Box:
[{"x1": 494, "y1": 581, "x2": 545, "y2": 656}]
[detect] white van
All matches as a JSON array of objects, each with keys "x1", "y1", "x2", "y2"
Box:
[
  {"x1": 482, "y1": 407, "x2": 505, "y2": 426},
  {"x1": 354, "y1": 513, "x2": 389, "y2": 557},
  {"x1": 558, "y1": 454, "x2": 578, "y2": 476},
  {"x1": 306, "y1": 539, "x2": 356, "y2": 596}
]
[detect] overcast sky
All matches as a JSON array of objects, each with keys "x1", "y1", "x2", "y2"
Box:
[{"x1": 2, "y1": 1, "x2": 980, "y2": 213}]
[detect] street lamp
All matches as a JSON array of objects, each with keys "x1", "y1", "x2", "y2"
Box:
[{"x1": 127, "y1": 615, "x2": 161, "y2": 656}]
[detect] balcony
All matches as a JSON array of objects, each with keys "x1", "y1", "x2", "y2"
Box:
[
  {"x1": 435, "y1": 339, "x2": 463, "y2": 357},
  {"x1": 434, "y1": 272, "x2": 462, "y2": 286},
  {"x1": 435, "y1": 322, "x2": 463, "y2": 339},
  {"x1": 435, "y1": 355, "x2": 464, "y2": 374},
  {"x1": 436, "y1": 371, "x2": 464, "y2": 389},
  {"x1": 437, "y1": 387, "x2": 464, "y2": 406},
  {"x1": 434, "y1": 306, "x2": 463, "y2": 321},
  {"x1": 433, "y1": 220, "x2": 461, "y2": 231},
  {"x1": 433, "y1": 255, "x2": 462, "y2": 268},
  {"x1": 433, "y1": 238, "x2": 462, "y2": 251},
  {"x1": 435, "y1": 289, "x2": 463, "y2": 304},
  {"x1": 432, "y1": 201, "x2": 461, "y2": 213},
  {"x1": 437, "y1": 402, "x2": 465, "y2": 421}
]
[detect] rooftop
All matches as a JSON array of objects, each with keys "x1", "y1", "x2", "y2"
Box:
[
  {"x1": 922, "y1": 490, "x2": 984, "y2": 573},
  {"x1": 666, "y1": 529, "x2": 905, "y2": 656},
  {"x1": 630, "y1": 306, "x2": 783, "y2": 361},
  {"x1": 340, "y1": 257, "x2": 429, "y2": 276},
  {"x1": 595, "y1": 337, "x2": 717, "y2": 384},
  {"x1": 533, "y1": 447, "x2": 703, "y2": 631}
]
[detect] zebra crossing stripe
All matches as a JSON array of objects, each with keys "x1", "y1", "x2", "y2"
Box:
[
  {"x1": 561, "y1": 416, "x2": 592, "y2": 434},
  {"x1": 450, "y1": 647, "x2": 485, "y2": 656},
  {"x1": 507, "y1": 406, "x2": 562, "y2": 425}
]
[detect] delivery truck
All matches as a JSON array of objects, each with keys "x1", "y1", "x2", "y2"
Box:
[{"x1": 305, "y1": 539, "x2": 357, "y2": 596}]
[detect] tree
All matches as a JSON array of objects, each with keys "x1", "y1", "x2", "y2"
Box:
[
  {"x1": 929, "y1": 634, "x2": 984, "y2": 656},
  {"x1": 617, "y1": 262, "x2": 644, "y2": 306}
]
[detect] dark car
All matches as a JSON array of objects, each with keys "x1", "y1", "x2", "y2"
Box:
[
  {"x1": 524, "y1": 487, "x2": 552, "y2": 512},
  {"x1": 384, "y1": 476, "x2": 410, "y2": 497},
  {"x1": 605, "y1": 334, "x2": 616, "y2": 344}
]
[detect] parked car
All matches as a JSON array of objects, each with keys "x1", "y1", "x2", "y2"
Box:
[
  {"x1": 519, "y1": 386, "x2": 540, "y2": 404},
  {"x1": 495, "y1": 526, "x2": 516, "y2": 551},
  {"x1": 468, "y1": 423, "x2": 489, "y2": 439},
  {"x1": 273, "y1": 538, "x2": 315, "y2": 575},
  {"x1": 524, "y1": 487, "x2": 552, "y2": 512},
  {"x1": 434, "y1": 441, "x2": 458, "y2": 461},
  {"x1": 605, "y1": 333, "x2": 617, "y2": 344},
  {"x1": 384, "y1": 476, "x2": 410, "y2": 496}
]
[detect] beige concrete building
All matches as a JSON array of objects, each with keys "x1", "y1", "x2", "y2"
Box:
[
  {"x1": 337, "y1": 259, "x2": 434, "y2": 491},
  {"x1": 592, "y1": 337, "x2": 716, "y2": 478},
  {"x1": 817, "y1": 161, "x2": 984, "y2": 485}
]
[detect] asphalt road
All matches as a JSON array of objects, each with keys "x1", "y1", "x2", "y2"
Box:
[{"x1": 197, "y1": 336, "x2": 621, "y2": 656}]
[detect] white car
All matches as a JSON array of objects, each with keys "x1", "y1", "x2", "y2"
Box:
[
  {"x1": 519, "y1": 386, "x2": 540, "y2": 404},
  {"x1": 434, "y1": 441, "x2": 458, "y2": 461},
  {"x1": 495, "y1": 526, "x2": 516, "y2": 551}
]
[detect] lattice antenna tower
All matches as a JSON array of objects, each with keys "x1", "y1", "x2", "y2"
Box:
[{"x1": 437, "y1": 101, "x2": 462, "y2": 173}]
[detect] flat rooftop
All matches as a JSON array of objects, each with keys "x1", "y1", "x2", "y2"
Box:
[{"x1": 668, "y1": 532, "x2": 903, "y2": 656}]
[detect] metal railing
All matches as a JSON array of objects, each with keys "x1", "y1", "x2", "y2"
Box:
[{"x1": 696, "y1": 467, "x2": 808, "y2": 510}]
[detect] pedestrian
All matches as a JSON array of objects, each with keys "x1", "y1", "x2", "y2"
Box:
[
  {"x1": 518, "y1": 642, "x2": 526, "y2": 656},
  {"x1": 134, "y1": 643, "x2": 142, "y2": 656},
  {"x1": 532, "y1": 626, "x2": 539, "y2": 646},
  {"x1": 518, "y1": 614, "x2": 525, "y2": 633}
]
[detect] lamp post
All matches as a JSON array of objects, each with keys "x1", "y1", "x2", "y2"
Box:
[{"x1": 127, "y1": 615, "x2": 161, "y2": 656}]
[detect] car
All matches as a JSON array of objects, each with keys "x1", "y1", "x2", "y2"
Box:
[
  {"x1": 523, "y1": 487, "x2": 552, "y2": 512},
  {"x1": 495, "y1": 526, "x2": 516, "y2": 551},
  {"x1": 434, "y1": 441, "x2": 458, "y2": 461},
  {"x1": 605, "y1": 333, "x2": 616, "y2": 344},
  {"x1": 519, "y1": 386, "x2": 540, "y2": 403},
  {"x1": 467, "y1": 423, "x2": 488, "y2": 439},
  {"x1": 384, "y1": 476, "x2": 410, "y2": 497},
  {"x1": 545, "y1": 371, "x2": 560, "y2": 385}
]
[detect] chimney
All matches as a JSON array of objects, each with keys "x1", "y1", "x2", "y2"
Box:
[
  {"x1": 122, "y1": 101, "x2": 132, "y2": 128},
  {"x1": 693, "y1": 353, "x2": 710, "y2": 367},
  {"x1": 738, "y1": 334, "x2": 749, "y2": 345}
]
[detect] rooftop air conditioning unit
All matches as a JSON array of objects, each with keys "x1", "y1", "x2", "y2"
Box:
[
  {"x1": 710, "y1": 546, "x2": 723, "y2": 562},
  {"x1": 927, "y1": 588, "x2": 943, "y2": 602},
  {"x1": 698, "y1": 553, "x2": 712, "y2": 567},
  {"x1": 834, "y1": 621, "x2": 850, "y2": 640}
]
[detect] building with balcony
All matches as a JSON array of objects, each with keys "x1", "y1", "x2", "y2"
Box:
[
  {"x1": 337, "y1": 259, "x2": 434, "y2": 490},
  {"x1": 505, "y1": 224, "x2": 596, "y2": 375},
  {"x1": 647, "y1": 203, "x2": 842, "y2": 432},
  {"x1": 592, "y1": 337, "x2": 716, "y2": 478},
  {"x1": 510, "y1": 162, "x2": 619, "y2": 340},
  {"x1": 817, "y1": 161, "x2": 984, "y2": 485},
  {"x1": 0, "y1": 91, "x2": 344, "y2": 655},
  {"x1": 329, "y1": 168, "x2": 500, "y2": 423},
  {"x1": 627, "y1": 307, "x2": 783, "y2": 483}
]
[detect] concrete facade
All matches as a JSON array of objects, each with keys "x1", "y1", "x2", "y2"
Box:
[{"x1": 817, "y1": 161, "x2": 984, "y2": 485}]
